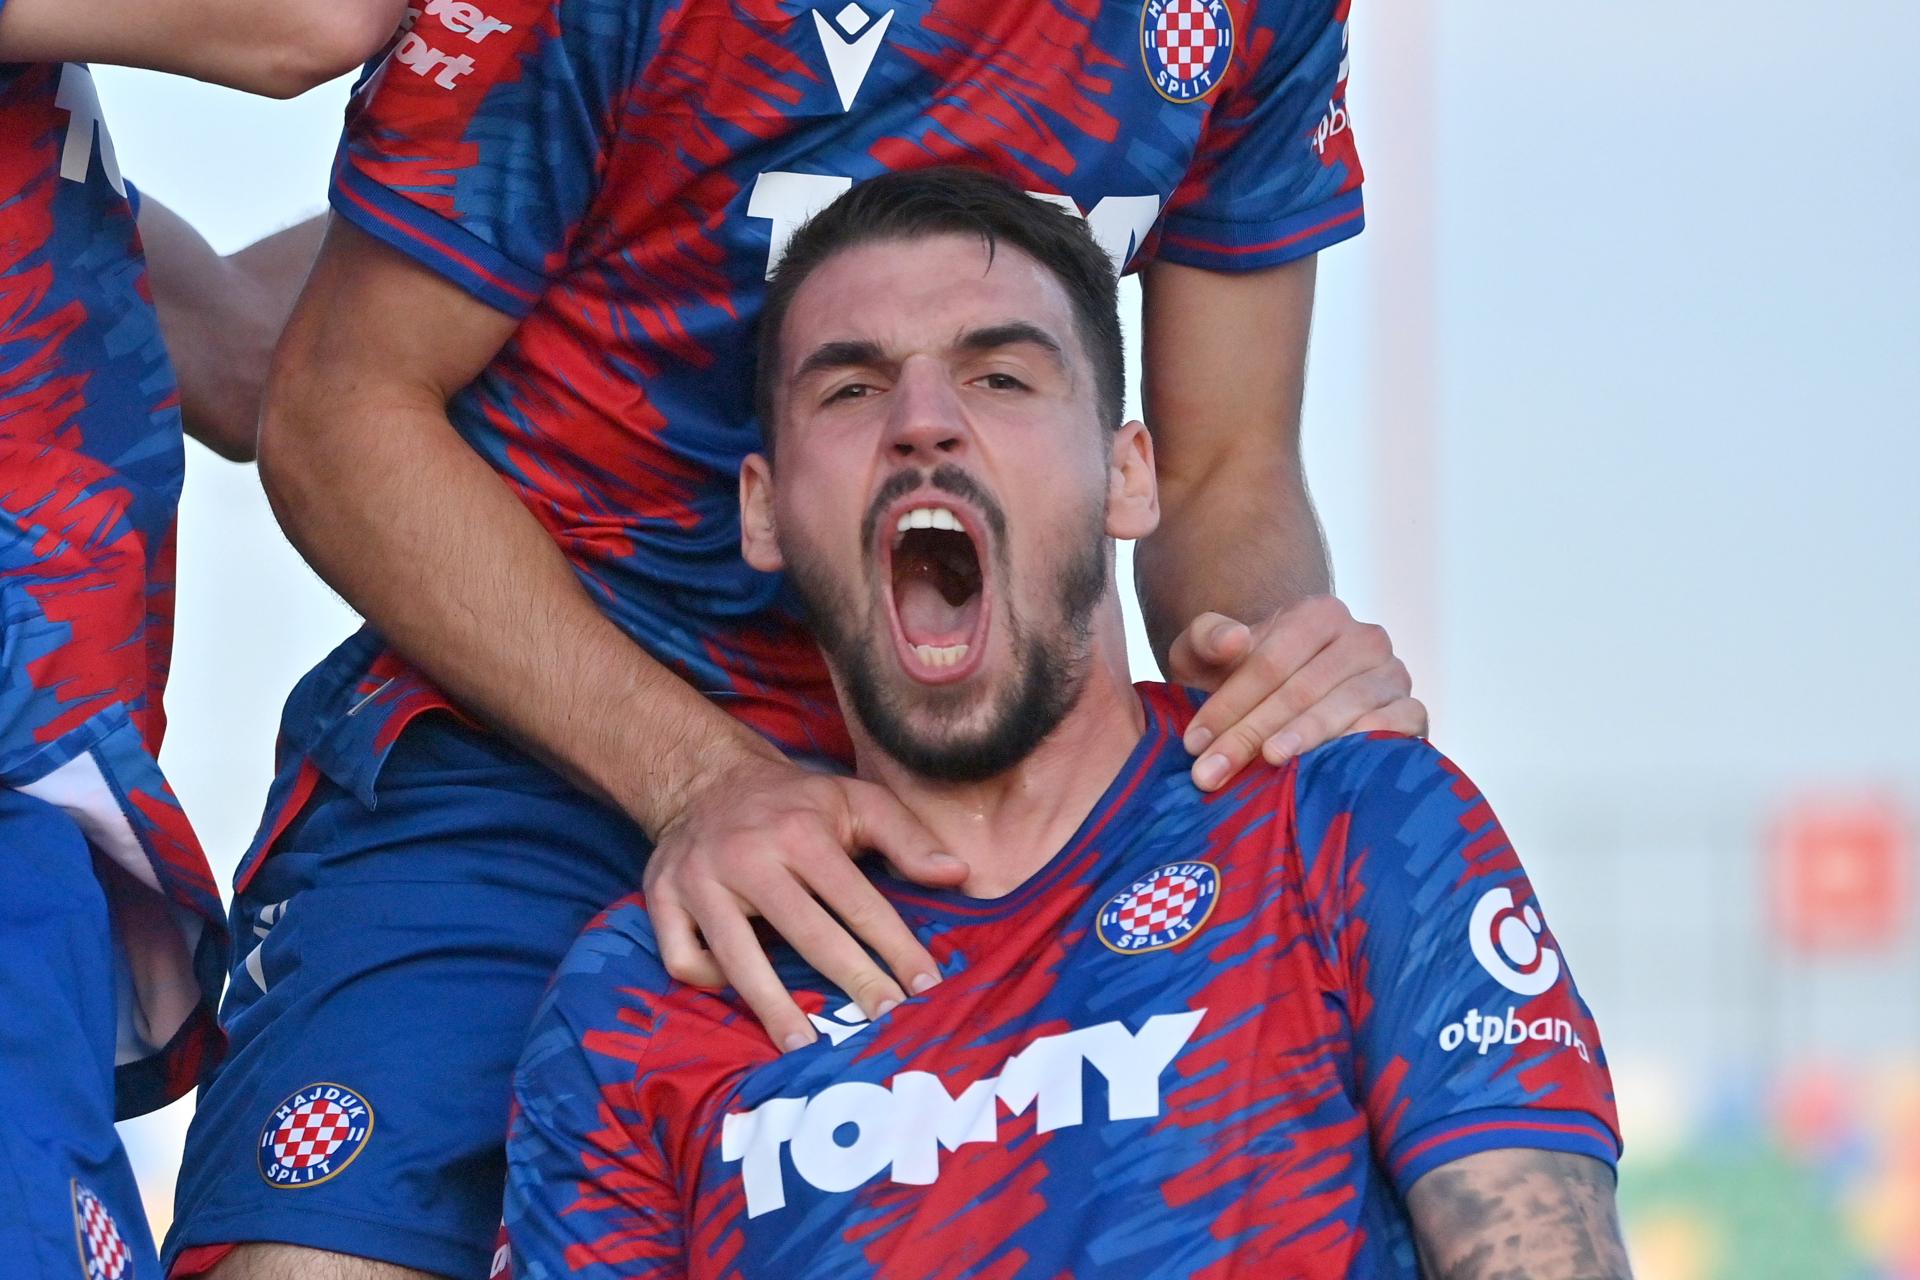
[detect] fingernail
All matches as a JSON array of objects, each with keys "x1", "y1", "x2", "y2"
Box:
[
  {"x1": 1193, "y1": 753, "x2": 1228, "y2": 790},
  {"x1": 928, "y1": 851, "x2": 963, "y2": 866},
  {"x1": 1213, "y1": 620, "x2": 1244, "y2": 647},
  {"x1": 782, "y1": 1032, "x2": 814, "y2": 1053},
  {"x1": 1183, "y1": 726, "x2": 1213, "y2": 756},
  {"x1": 1268, "y1": 731, "x2": 1303, "y2": 762},
  {"x1": 874, "y1": 999, "x2": 900, "y2": 1018},
  {"x1": 910, "y1": 972, "x2": 941, "y2": 994}
]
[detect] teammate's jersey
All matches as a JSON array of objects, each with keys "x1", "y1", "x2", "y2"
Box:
[
  {"x1": 0, "y1": 61, "x2": 225, "y2": 1117},
  {"x1": 252, "y1": 0, "x2": 1366, "y2": 867},
  {"x1": 505, "y1": 686, "x2": 1620, "y2": 1279}
]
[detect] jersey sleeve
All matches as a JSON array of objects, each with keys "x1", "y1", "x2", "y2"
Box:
[
  {"x1": 328, "y1": 0, "x2": 643, "y2": 317},
  {"x1": 1291, "y1": 735, "x2": 1621, "y2": 1198},
  {"x1": 505, "y1": 901, "x2": 687, "y2": 1280},
  {"x1": 1154, "y1": 0, "x2": 1364, "y2": 271}
]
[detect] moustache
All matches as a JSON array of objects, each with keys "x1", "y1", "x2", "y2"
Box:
[{"x1": 859, "y1": 464, "x2": 1009, "y2": 554}]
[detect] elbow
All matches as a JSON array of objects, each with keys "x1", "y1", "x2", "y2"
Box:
[
  {"x1": 214, "y1": 415, "x2": 260, "y2": 464},
  {"x1": 193, "y1": 418, "x2": 259, "y2": 464},
  {"x1": 253, "y1": 0, "x2": 408, "y2": 98}
]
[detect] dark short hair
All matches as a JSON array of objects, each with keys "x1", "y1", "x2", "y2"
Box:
[{"x1": 754, "y1": 166, "x2": 1125, "y2": 450}]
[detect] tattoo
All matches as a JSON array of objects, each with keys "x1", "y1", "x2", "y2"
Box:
[{"x1": 1406, "y1": 1149, "x2": 1633, "y2": 1280}]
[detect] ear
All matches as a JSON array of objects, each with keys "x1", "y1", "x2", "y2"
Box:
[
  {"x1": 1104, "y1": 420, "x2": 1160, "y2": 541},
  {"x1": 739, "y1": 453, "x2": 786, "y2": 572}
]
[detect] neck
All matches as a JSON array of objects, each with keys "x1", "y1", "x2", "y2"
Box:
[{"x1": 849, "y1": 614, "x2": 1146, "y2": 897}]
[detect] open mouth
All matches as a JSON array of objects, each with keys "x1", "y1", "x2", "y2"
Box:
[{"x1": 883, "y1": 499, "x2": 991, "y2": 684}]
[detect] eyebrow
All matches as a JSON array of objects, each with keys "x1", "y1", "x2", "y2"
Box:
[
  {"x1": 792, "y1": 338, "x2": 888, "y2": 384},
  {"x1": 954, "y1": 321, "x2": 1066, "y2": 367},
  {"x1": 790, "y1": 322, "x2": 1069, "y2": 385}
]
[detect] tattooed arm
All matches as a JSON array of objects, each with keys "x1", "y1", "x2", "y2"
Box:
[{"x1": 1406, "y1": 1149, "x2": 1633, "y2": 1280}]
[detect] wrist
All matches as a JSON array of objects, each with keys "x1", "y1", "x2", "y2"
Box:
[{"x1": 601, "y1": 699, "x2": 793, "y2": 840}]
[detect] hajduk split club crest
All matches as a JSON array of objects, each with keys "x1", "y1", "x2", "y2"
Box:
[
  {"x1": 258, "y1": 1082, "x2": 374, "y2": 1188},
  {"x1": 71, "y1": 1182, "x2": 132, "y2": 1279},
  {"x1": 1098, "y1": 861, "x2": 1221, "y2": 953},
  {"x1": 1141, "y1": 0, "x2": 1235, "y2": 102}
]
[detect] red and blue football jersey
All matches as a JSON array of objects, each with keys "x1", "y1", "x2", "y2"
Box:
[
  {"x1": 0, "y1": 62, "x2": 225, "y2": 1117},
  {"x1": 504, "y1": 686, "x2": 1620, "y2": 1279},
  {"x1": 258, "y1": 0, "x2": 1366, "y2": 848}
]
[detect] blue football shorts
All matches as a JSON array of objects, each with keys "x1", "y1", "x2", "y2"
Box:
[
  {"x1": 164, "y1": 716, "x2": 652, "y2": 1279},
  {"x1": 0, "y1": 789, "x2": 162, "y2": 1280}
]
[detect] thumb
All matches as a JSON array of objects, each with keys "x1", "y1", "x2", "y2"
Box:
[
  {"x1": 1167, "y1": 611, "x2": 1251, "y2": 682},
  {"x1": 845, "y1": 781, "x2": 969, "y2": 887}
]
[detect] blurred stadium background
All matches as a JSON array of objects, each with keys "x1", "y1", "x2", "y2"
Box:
[{"x1": 95, "y1": 0, "x2": 1919, "y2": 1274}]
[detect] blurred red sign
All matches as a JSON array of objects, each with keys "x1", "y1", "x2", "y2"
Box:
[{"x1": 1771, "y1": 795, "x2": 1910, "y2": 952}]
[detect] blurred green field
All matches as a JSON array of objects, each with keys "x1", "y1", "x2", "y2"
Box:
[{"x1": 1619, "y1": 1064, "x2": 1920, "y2": 1280}]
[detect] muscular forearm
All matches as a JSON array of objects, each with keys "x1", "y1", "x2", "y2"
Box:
[
  {"x1": 1133, "y1": 458, "x2": 1330, "y2": 669},
  {"x1": 1407, "y1": 1150, "x2": 1633, "y2": 1280},
  {"x1": 1134, "y1": 256, "x2": 1330, "y2": 669},
  {"x1": 260, "y1": 384, "x2": 785, "y2": 836}
]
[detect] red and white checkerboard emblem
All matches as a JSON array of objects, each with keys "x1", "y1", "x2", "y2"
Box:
[
  {"x1": 1097, "y1": 861, "x2": 1221, "y2": 952},
  {"x1": 71, "y1": 1182, "x2": 132, "y2": 1279},
  {"x1": 1141, "y1": 0, "x2": 1234, "y2": 102},
  {"x1": 258, "y1": 1083, "x2": 375, "y2": 1188}
]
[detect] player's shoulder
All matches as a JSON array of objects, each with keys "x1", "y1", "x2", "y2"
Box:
[
  {"x1": 533, "y1": 892, "x2": 678, "y2": 1036},
  {"x1": 1285, "y1": 733, "x2": 1484, "y2": 870},
  {"x1": 1293, "y1": 730, "x2": 1456, "y2": 799},
  {"x1": 560, "y1": 891, "x2": 672, "y2": 982},
  {"x1": 524, "y1": 891, "x2": 758, "y2": 1090}
]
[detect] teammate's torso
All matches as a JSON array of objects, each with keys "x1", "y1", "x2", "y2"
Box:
[
  {"x1": 0, "y1": 62, "x2": 182, "y2": 528},
  {"x1": 0, "y1": 63, "x2": 221, "y2": 1120},
  {"x1": 630, "y1": 686, "x2": 1418, "y2": 1278},
  {"x1": 323, "y1": 0, "x2": 1360, "y2": 767},
  {"x1": 0, "y1": 61, "x2": 184, "y2": 761}
]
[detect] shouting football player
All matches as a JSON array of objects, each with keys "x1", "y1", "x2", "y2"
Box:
[
  {"x1": 0, "y1": 0, "x2": 404, "y2": 1276},
  {"x1": 505, "y1": 168, "x2": 1630, "y2": 1280},
  {"x1": 168, "y1": 3, "x2": 1426, "y2": 1276}
]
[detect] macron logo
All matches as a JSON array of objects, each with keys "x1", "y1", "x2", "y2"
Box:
[
  {"x1": 720, "y1": 1010, "x2": 1205, "y2": 1217},
  {"x1": 811, "y1": 3, "x2": 894, "y2": 112}
]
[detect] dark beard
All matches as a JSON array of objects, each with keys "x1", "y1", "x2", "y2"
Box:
[{"x1": 784, "y1": 467, "x2": 1110, "y2": 783}]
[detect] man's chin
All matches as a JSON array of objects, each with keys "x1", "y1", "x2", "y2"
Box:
[
  {"x1": 870, "y1": 678, "x2": 1000, "y2": 746},
  {"x1": 851, "y1": 675, "x2": 1033, "y2": 783}
]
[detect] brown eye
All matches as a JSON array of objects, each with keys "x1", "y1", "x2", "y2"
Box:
[{"x1": 979, "y1": 373, "x2": 1027, "y2": 391}]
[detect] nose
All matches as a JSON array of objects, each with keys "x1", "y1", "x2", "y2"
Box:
[{"x1": 882, "y1": 356, "x2": 969, "y2": 463}]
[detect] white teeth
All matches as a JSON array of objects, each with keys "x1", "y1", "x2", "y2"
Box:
[
  {"x1": 894, "y1": 506, "x2": 964, "y2": 534},
  {"x1": 912, "y1": 643, "x2": 970, "y2": 668}
]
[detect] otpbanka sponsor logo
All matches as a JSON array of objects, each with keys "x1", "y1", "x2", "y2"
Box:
[
  {"x1": 722, "y1": 1010, "x2": 1205, "y2": 1217},
  {"x1": 1439, "y1": 1006, "x2": 1591, "y2": 1063},
  {"x1": 1309, "y1": 28, "x2": 1352, "y2": 156},
  {"x1": 1440, "y1": 885, "x2": 1589, "y2": 1061},
  {"x1": 1308, "y1": 94, "x2": 1348, "y2": 156},
  {"x1": 390, "y1": 0, "x2": 516, "y2": 89}
]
